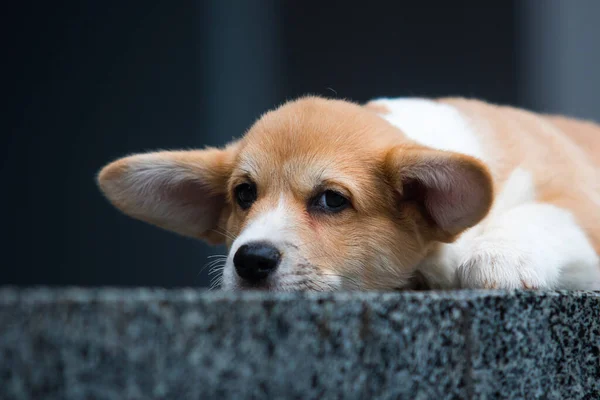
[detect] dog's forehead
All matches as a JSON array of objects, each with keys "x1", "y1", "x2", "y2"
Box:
[
  {"x1": 239, "y1": 98, "x2": 393, "y2": 167},
  {"x1": 236, "y1": 143, "x2": 365, "y2": 194},
  {"x1": 231, "y1": 97, "x2": 402, "y2": 201}
]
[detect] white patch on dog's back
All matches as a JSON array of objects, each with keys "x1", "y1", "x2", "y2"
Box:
[{"x1": 371, "y1": 98, "x2": 485, "y2": 160}]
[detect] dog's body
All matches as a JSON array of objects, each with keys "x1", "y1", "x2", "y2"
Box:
[
  {"x1": 367, "y1": 97, "x2": 600, "y2": 290},
  {"x1": 98, "y1": 97, "x2": 600, "y2": 291}
]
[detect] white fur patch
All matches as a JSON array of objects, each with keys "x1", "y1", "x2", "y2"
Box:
[
  {"x1": 487, "y1": 168, "x2": 536, "y2": 217},
  {"x1": 371, "y1": 98, "x2": 485, "y2": 160},
  {"x1": 230, "y1": 196, "x2": 291, "y2": 251},
  {"x1": 221, "y1": 196, "x2": 294, "y2": 289},
  {"x1": 456, "y1": 203, "x2": 600, "y2": 289}
]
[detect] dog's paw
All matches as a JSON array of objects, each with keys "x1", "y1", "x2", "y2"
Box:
[{"x1": 456, "y1": 241, "x2": 546, "y2": 289}]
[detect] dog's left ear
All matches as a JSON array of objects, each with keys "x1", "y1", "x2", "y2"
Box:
[
  {"x1": 386, "y1": 146, "x2": 494, "y2": 241},
  {"x1": 97, "y1": 141, "x2": 240, "y2": 244}
]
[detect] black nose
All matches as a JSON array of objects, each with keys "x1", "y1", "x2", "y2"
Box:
[{"x1": 234, "y1": 242, "x2": 281, "y2": 282}]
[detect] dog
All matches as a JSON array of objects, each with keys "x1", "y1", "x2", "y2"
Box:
[{"x1": 97, "y1": 96, "x2": 600, "y2": 291}]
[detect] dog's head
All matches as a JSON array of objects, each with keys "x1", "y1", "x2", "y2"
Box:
[{"x1": 98, "y1": 97, "x2": 492, "y2": 291}]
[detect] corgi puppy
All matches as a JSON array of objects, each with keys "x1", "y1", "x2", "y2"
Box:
[{"x1": 97, "y1": 96, "x2": 600, "y2": 291}]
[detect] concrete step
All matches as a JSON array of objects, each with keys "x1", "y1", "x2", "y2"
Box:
[{"x1": 1, "y1": 288, "x2": 598, "y2": 399}]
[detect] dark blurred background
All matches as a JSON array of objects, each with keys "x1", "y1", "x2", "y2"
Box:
[{"x1": 4, "y1": 1, "x2": 599, "y2": 287}]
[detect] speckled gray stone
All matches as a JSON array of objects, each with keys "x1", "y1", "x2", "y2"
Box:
[{"x1": 0, "y1": 288, "x2": 598, "y2": 399}]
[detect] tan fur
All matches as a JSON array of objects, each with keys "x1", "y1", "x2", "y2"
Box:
[
  {"x1": 227, "y1": 98, "x2": 431, "y2": 288},
  {"x1": 98, "y1": 145, "x2": 239, "y2": 244},
  {"x1": 97, "y1": 96, "x2": 600, "y2": 290},
  {"x1": 439, "y1": 98, "x2": 600, "y2": 253}
]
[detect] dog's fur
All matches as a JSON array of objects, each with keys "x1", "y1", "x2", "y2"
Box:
[{"x1": 98, "y1": 97, "x2": 600, "y2": 291}]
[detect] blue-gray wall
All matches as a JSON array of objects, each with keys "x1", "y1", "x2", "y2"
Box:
[{"x1": 518, "y1": 0, "x2": 600, "y2": 121}]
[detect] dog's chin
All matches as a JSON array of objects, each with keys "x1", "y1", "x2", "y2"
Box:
[
  {"x1": 236, "y1": 280, "x2": 277, "y2": 291},
  {"x1": 218, "y1": 262, "x2": 348, "y2": 292},
  {"x1": 220, "y1": 277, "x2": 343, "y2": 292}
]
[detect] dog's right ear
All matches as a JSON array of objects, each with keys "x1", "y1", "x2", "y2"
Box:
[
  {"x1": 97, "y1": 141, "x2": 240, "y2": 244},
  {"x1": 386, "y1": 145, "x2": 494, "y2": 242}
]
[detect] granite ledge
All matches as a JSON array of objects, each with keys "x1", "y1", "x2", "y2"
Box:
[{"x1": 1, "y1": 288, "x2": 599, "y2": 399}]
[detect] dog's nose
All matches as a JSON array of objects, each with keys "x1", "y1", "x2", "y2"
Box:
[{"x1": 234, "y1": 242, "x2": 281, "y2": 282}]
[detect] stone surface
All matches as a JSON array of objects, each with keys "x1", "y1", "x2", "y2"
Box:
[{"x1": 0, "y1": 288, "x2": 598, "y2": 399}]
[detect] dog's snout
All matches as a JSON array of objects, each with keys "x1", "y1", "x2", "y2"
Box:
[{"x1": 234, "y1": 242, "x2": 281, "y2": 282}]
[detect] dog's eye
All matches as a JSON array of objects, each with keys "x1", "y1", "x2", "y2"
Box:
[
  {"x1": 313, "y1": 190, "x2": 349, "y2": 212},
  {"x1": 235, "y1": 183, "x2": 257, "y2": 209}
]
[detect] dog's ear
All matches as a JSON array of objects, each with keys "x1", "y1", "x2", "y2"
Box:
[
  {"x1": 386, "y1": 146, "x2": 493, "y2": 241},
  {"x1": 97, "y1": 141, "x2": 240, "y2": 244}
]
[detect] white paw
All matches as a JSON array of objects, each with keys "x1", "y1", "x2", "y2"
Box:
[{"x1": 456, "y1": 241, "x2": 547, "y2": 289}]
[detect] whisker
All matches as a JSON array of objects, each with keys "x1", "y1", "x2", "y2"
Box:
[
  {"x1": 198, "y1": 259, "x2": 222, "y2": 275},
  {"x1": 211, "y1": 227, "x2": 238, "y2": 242},
  {"x1": 209, "y1": 274, "x2": 223, "y2": 290},
  {"x1": 198, "y1": 253, "x2": 228, "y2": 277},
  {"x1": 208, "y1": 266, "x2": 225, "y2": 276}
]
